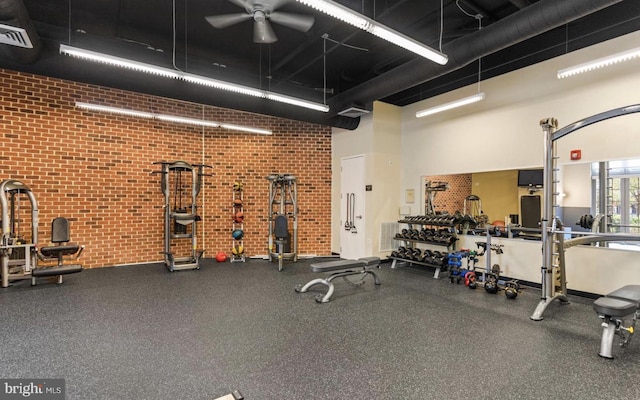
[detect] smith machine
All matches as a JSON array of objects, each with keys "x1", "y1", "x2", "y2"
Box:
[{"x1": 154, "y1": 161, "x2": 212, "y2": 272}]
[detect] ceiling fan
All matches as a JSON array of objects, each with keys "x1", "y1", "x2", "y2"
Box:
[{"x1": 205, "y1": 0, "x2": 315, "y2": 44}]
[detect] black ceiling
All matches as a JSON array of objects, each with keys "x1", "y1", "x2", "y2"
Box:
[{"x1": 1, "y1": 0, "x2": 639, "y2": 129}]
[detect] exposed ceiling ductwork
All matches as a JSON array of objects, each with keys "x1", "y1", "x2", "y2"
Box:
[
  {"x1": 0, "y1": 0, "x2": 41, "y2": 63},
  {"x1": 326, "y1": 0, "x2": 624, "y2": 124},
  {"x1": 0, "y1": 0, "x2": 635, "y2": 130}
]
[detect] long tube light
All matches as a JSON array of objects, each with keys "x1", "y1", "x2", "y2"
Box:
[
  {"x1": 415, "y1": 92, "x2": 485, "y2": 118},
  {"x1": 295, "y1": 0, "x2": 447, "y2": 65},
  {"x1": 61, "y1": 45, "x2": 329, "y2": 113},
  {"x1": 76, "y1": 102, "x2": 273, "y2": 135},
  {"x1": 557, "y1": 47, "x2": 640, "y2": 79}
]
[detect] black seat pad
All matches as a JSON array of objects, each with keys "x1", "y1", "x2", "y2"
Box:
[
  {"x1": 310, "y1": 259, "x2": 365, "y2": 273},
  {"x1": 32, "y1": 265, "x2": 82, "y2": 277},
  {"x1": 593, "y1": 297, "x2": 637, "y2": 317},
  {"x1": 40, "y1": 245, "x2": 80, "y2": 257},
  {"x1": 607, "y1": 285, "x2": 640, "y2": 305}
]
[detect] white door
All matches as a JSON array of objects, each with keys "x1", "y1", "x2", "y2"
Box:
[{"x1": 340, "y1": 155, "x2": 366, "y2": 259}]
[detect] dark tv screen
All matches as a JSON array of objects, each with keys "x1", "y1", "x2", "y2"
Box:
[{"x1": 518, "y1": 169, "x2": 543, "y2": 187}]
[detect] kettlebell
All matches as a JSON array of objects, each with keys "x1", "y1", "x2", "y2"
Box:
[
  {"x1": 464, "y1": 271, "x2": 476, "y2": 286},
  {"x1": 484, "y1": 274, "x2": 499, "y2": 294},
  {"x1": 505, "y1": 280, "x2": 520, "y2": 299}
]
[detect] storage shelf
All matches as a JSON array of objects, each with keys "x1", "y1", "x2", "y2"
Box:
[
  {"x1": 393, "y1": 236, "x2": 456, "y2": 247},
  {"x1": 389, "y1": 257, "x2": 448, "y2": 279}
]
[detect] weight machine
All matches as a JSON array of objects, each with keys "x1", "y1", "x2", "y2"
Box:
[
  {"x1": 266, "y1": 174, "x2": 298, "y2": 271},
  {"x1": 424, "y1": 180, "x2": 449, "y2": 215},
  {"x1": 531, "y1": 104, "x2": 640, "y2": 321},
  {"x1": 0, "y1": 179, "x2": 83, "y2": 287},
  {"x1": 154, "y1": 161, "x2": 212, "y2": 272}
]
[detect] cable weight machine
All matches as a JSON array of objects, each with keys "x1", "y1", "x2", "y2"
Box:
[
  {"x1": 266, "y1": 174, "x2": 298, "y2": 271},
  {"x1": 153, "y1": 161, "x2": 212, "y2": 272}
]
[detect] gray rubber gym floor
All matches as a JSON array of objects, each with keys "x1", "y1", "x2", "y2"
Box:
[{"x1": 1, "y1": 258, "x2": 638, "y2": 400}]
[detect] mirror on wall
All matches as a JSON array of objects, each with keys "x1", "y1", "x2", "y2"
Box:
[
  {"x1": 420, "y1": 170, "x2": 543, "y2": 229},
  {"x1": 419, "y1": 157, "x2": 640, "y2": 248}
]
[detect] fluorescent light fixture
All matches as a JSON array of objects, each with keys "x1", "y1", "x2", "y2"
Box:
[
  {"x1": 415, "y1": 92, "x2": 485, "y2": 118},
  {"x1": 295, "y1": 0, "x2": 447, "y2": 65},
  {"x1": 181, "y1": 74, "x2": 264, "y2": 98},
  {"x1": 61, "y1": 45, "x2": 181, "y2": 79},
  {"x1": 76, "y1": 102, "x2": 154, "y2": 118},
  {"x1": 557, "y1": 47, "x2": 640, "y2": 79},
  {"x1": 265, "y1": 93, "x2": 331, "y2": 112},
  {"x1": 155, "y1": 114, "x2": 220, "y2": 128},
  {"x1": 76, "y1": 102, "x2": 272, "y2": 134},
  {"x1": 220, "y1": 123, "x2": 272, "y2": 135},
  {"x1": 61, "y1": 45, "x2": 329, "y2": 113}
]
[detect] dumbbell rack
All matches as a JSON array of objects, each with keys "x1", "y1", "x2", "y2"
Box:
[{"x1": 390, "y1": 215, "x2": 458, "y2": 279}]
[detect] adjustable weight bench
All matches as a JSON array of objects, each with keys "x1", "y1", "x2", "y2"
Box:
[
  {"x1": 593, "y1": 285, "x2": 640, "y2": 359},
  {"x1": 295, "y1": 257, "x2": 381, "y2": 303}
]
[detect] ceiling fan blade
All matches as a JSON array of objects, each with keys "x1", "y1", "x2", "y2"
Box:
[
  {"x1": 226, "y1": 0, "x2": 248, "y2": 8},
  {"x1": 205, "y1": 13, "x2": 252, "y2": 29},
  {"x1": 269, "y1": 12, "x2": 315, "y2": 32},
  {"x1": 254, "y1": 19, "x2": 277, "y2": 43}
]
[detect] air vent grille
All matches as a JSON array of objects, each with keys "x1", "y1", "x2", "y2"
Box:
[
  {"x1": 0, "y1": 24, "x2": 33, "y2": 48},
  {"x1": 338, "y1": 106, "x2": 370, "y2": 118},
  {"x1": 379, "y1": 222, "x2": 400, "y2": 251}
]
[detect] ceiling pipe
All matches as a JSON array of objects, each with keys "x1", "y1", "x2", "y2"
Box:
[
  {"x1": 0, "y1": 0, "x2": 623, "y2": 130},
  {"x1": 0, "y1": 0, "x2": 41, "y2": 63},
  {"x1": 327, "y1": 0, "x2": 624, "y2": 124}
]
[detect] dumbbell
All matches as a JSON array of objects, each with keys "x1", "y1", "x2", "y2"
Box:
[
  {"x1": 424, "y1": 230, "x2": 435, "y2": 242},
  {"x1": 396, "y1": 246, "x2": 407, "y2": 258},
  {"x1": 439, "y1": 232, "x2": 452, "y2": 243},
  {"x1": 420, "y1": 250, "x2": 432, "y2": 264},
  {"x1": 418, "y1": 229, "x2": 428, "y2": 241},
  {"x1": 432, "y1": 251, "x2": 444, "y2": 266}
]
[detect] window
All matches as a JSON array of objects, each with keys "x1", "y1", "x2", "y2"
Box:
[{"x1": 592, "y1": 160, "x2": 640, "y2": 249}]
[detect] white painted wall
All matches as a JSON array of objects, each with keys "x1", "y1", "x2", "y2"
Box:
[
  {"x1": 332, "y1": 102, "x2": 402, "y2": 256},
  {"x1": 397, "y1": 30, "x2": 640, "y2": 293},
  {"x1": 332, "y1": 115, "x2": 372, "y2": 254},
  {"x1": 331, "y1": 30, "x2": 640, "y2": 294}
]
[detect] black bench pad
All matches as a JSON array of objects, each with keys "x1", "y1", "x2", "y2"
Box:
[
  {"x1": 607, "y1": 285, "x2": 640, "y2": 305},
  {"x1": 32, "y1": 265, "x2": 83, "y2": 277},
  {"x1": 310, "y1": 257, "x2": 380, "y2": 273},
  {"x1": 40, "y1": 245, "x2": 80, "y2": 257},
  {"x1": 593, "y1": 297, "x2": 638, "y2": 317}
]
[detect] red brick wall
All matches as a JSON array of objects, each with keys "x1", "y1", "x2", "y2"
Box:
[{"x1": 0, "y1": 69, "x2": 332, "y2": 268}]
